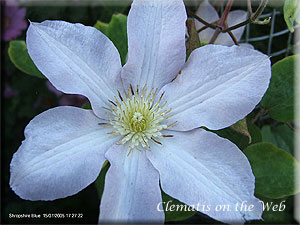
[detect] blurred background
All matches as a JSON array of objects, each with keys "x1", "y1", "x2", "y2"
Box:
[{"x1": 1, "y1": 0, "x2": 299, "y2": 224}]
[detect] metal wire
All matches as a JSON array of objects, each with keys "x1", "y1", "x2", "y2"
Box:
[
  {"x1": 240, "y1": 9, "x2": 299, "y2": 57},
  {"x1": 267, "y1": 9, "x2": 276, "y2": 55}
]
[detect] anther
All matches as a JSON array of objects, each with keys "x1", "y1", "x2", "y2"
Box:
[
  {"x1": 144, "y1": 146, "x2": 151, "y2": 151},
  {"x1": 108, "y1": 99, "x2": 117, "y2": 106},
  {"x1": 114, "y1": 96, "x2": 121, "y2": 107},
  {"x1": 150, "y1": 89, "x2": 158, "y2": 102},
  {"x1": 159, "y1": 91, "x2": 165, "y2": 102},
  {"x1": 151, "y1": 137, "x2": 162, "y2": 145},
  {"x1": 106, "y1": 85, "x2": 174, "y2": 154},
  {"x1": 130, "y1": 84, "x2": 134, "y2": 95},
  {"x1": 146, "y1": 88, "x2": 153, "y2": 101},
  {"x1": 163, "y1": 134, "x2": 174, "y2": 138},
  {"x1": 118, "y1": 90, "x2": 124, "y2": 101},
  {"x1": 102, "y1": 106, "x2": 112, "y2": 111},
  {"x1": 105, "y1": 112, "x2": 114, "y2": 119},
  {"x1": 167, "y1": 121, "x2": 177, "y2": 129},
  {"x1": 127, "y1": 148, "x2": 134, "y2": 156},
  {"x1": 141, "y1": 84, "x2": 147, "y2": 95},
  {"x1": 107, "y1": 131, "x2": 119, "y2": 135}
]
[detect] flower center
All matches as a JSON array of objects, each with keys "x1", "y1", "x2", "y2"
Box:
[{"x1": 103, "y1": 85, "x2": 175, "y2": 155}]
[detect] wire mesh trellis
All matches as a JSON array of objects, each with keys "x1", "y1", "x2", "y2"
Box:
[
  {"x1": 188, "y1": 0, "x2": 299, "y2": 60},
  {"x1": 240, "y1": 9, "x2": 299, "y2": 58}
]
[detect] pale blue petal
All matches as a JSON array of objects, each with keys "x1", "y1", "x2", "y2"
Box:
[
  {"x1": 160, "y1": 45, "x2": 271, "y2": 131},
  {"x1": 27, "y1": 21, "x2": 123, "y2": 118},
  {"x1": 10, "y1": 106, "x2": 120, "y2": 200},
  {"x1": 147, "y1": 129, "x2": 262, "y2": 224},
  {"x1": 99, "y1": 144, "x2": 164, "y2": 223},
  {"x1": 122, "y1": 0, "x2": 187, "y2": 91}
]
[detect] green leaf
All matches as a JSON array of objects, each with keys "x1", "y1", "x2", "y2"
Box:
[
  {"x1": 259, "y1": 196, "x2": 292, "y2": 224},
  {"x1": 81, "y1": 102, "x2": 92, "y2": 110},
  {"x1": 214, "y1": 120, "x2": 261, "y2": 150},
  {"x1": 94, "y1": 14, "x2": 128, "y2": 65},
  {"x1": 248, "y1": 195, "x2": 292, "y2": 224},
  {"x1": 8, "y1": 40, "x2": 44, "y2": 78},
  {"x1": 162, "y1": 191, "x2": 195, "y2": 221},
  {"x1": 261, "y1": 124, "x2": 294, "y2": 154},
  {"x1": 261, "y1": 55, "x2": 298, "y2": 122},
  {"x1": 283, "y1": 0, "x2": 300, "y2": 32},
  {"x1": 94, "y1": 20, "x2": 109, "y2": 34},
  {"x1": 296, "y1": 9, "x2": 300, "y2": 24},
  {"x1": 230, "y1": 118, "x2": 251, "y2": 143},
  {"x1": 94, "y1": 161, "x2": 110, "y2": 199},
  {"x1": 244, "y1": 142, "x2": 300, "y2": 199}
]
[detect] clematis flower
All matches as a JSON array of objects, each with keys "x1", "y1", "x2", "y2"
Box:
[
  {"x1": 10, "y1": 0, "x2": 271, "y2": 224},
  {"x1": 195, "y1": 0, "x2": 248, "y2": 46}
]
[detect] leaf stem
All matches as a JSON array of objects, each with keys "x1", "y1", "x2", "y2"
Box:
[
  {"x1": 197, "y1": 25, "x2": 209, "y2": 33},
  {"x1": 251, "y1": 108, "x2": 268, "y2": 124},
  {"x1": 187, "y1": 9, "x2": 217, "y2": 29},
  {"x1": 223, "y1": 0, "x2": 269, "y2": 33},
  {"x1": 209, "y1": 0, "x2": 233, "y2": 44},
  {"x1": 228, "y1": 30, "x2": 240, "y2": 45},
  {"x1": 247, "y1": 0, "x2": 253, "y2": 14},
  {"x1": 286, "y1": 122, "x2": 296, "y2": 131},
  {"x1": 192, "y1": 0, "x2": 269, "y2": 44}
]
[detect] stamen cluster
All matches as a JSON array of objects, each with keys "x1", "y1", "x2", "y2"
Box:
[{"x1": 104, "y1": 85, "x2": 175, "y2": 155}]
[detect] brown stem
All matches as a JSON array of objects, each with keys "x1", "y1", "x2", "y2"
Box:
[
  {"x1": 198, "y1": 19, "x2": 219, "y2": 33},
  {"x1": 228, "y1": 31, "x2": 240, "y2": 45},
  {"x1": 247, "y1": 0, "x2": 253, "y2": 15},
  {"x1": 286, "y1": 122, "x2": 297, "y2": 131},
  {"x1": 209, "y1": 0, "x2": 233, "y2": 44},
  {"x1": 223, "y1": 20, "x2": 249, "y2": 33},
  {"x1": 187, "y1": 9, "x2": 217, "y2": 29},
  {"x1": 192, "y1": 0, "x2": 269, "y2": 42},
  {"x1": 197, "y1": 26, "x2": 209, "y2": 33},
  {"x1": 222, "y1": 0, "x2": 268, "y2": 33},
  {"x1": 253, "y1": 0, "x2": 269, "y2": 20},
  {"x1": 219, "y1": 0, "x2": 233, "y2": 24},
  {"x1": 209, "y1": 28, "x2": 221, "y2": 44},
  {"x1": 223, "y1": 0, "x2": 269, "y2": 33},
  {"x1": 251, "y1": 108, "x2": 268, "y2": 124}
]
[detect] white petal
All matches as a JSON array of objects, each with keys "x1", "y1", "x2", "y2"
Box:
[
  {"x1": 10, "y1": 106, "x2": 120, "y2": 201},
  {"x1": 216, "y1": 10, "x2": 248, "y2": 46},
  {"x1": 121, "y1": 0, "x2": 186, "y2": 91},
  {"x1": 26, "y1": 20, "x2": 123, "y2": 118},
  {"x1": 147, "y1": 129, "x2": 262, "y2": 224},
  {"x1": 195, "y1": 0, "x2": 220, "y2": 44},
  {"x1": 99, "y1": 145, "x2": 164, "y2": 223},
  {"x1": 161, "y1": 45, "x2": 271, "y2": 131},
  {"x1": 240, "y1": 43, "x2": 254, "y2": 49}
]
